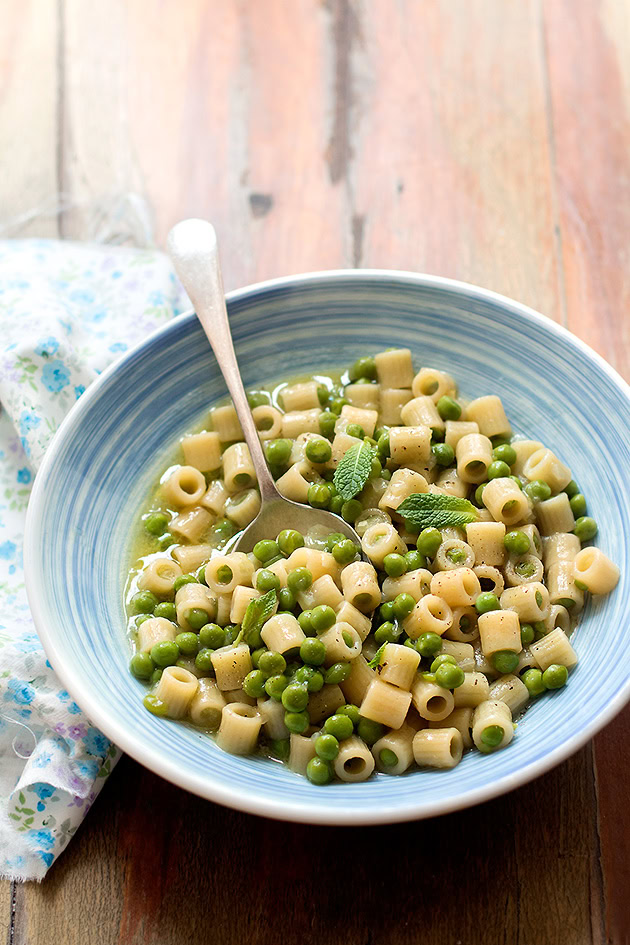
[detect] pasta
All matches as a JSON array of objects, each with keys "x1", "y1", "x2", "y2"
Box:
[{"x1": 125, "y1": 347, "x2": 618, "y2": 785}]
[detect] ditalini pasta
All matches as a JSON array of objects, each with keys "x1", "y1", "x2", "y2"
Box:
[{"x1": 125, "y1": 349, "x2": 618, "y2": 785}]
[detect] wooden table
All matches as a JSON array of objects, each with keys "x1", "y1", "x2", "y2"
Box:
[{"x1": 2, "y1": 2, "x2": 629, "y2": 942}]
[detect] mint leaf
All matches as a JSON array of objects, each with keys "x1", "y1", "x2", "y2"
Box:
[
  {"x1": 367, "y1": 642, "x2": 387, "y2": 670},
  {"x1": 238, "y1": 589, "x2": 277, "y2": 645},
  {"x1": 396, "y1": 493, "x2": 478, "y2": 530},
  {"x1": 333, "y1": 440, "x2": 376, "y2": 501}
]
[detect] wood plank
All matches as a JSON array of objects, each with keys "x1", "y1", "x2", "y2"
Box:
[
  {"x1": 0, "y1": 0, "x2": 58, "y2": 237},
  {"x1": 350, "y1": 0, "x2": 563, "y2": 322},
  {"x1": 0, "y1": 881, "x2": 12, "y2": 943},
  {"x1": 543, "y1": 0, "x2": 630, "y2": 380},
  {"x1": 543, "y1": 4, "x2": 630, "y2": 942},
  {"x1": 60, "y1": 0, "x2": 348, "y2": 286},
  {"x1": 15, "y1": 748, "x2": 598, "y2": 945}
]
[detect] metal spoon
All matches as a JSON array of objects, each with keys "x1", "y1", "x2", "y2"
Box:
[{"x1": 167, "y1": 218, "x2": 362, "y2": 553}]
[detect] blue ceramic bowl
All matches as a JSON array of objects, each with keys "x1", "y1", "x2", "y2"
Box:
[{"x1": 25, "y1": 271, "x2": 630, "y2": 824}]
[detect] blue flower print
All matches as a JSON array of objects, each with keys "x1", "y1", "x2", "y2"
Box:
[
  {"x1": 34, "y1": 337, "x2": 59, "y2": 358},
  {"x1": 0, "y1": 540, "x2": 16, "y2": 559},
  {"x1": 109, "y1": 342, "x2": 127, "y2": 353},
  {"x1": 74, "y1": 385, "x2": 85, "y2": 399},
  {"x1": 70, "y1": 289, "x2": 95, "y2": 305},
  {"x1": 31, "y1": 783, "x2": 56, "y2": 812},
  {"x1": 32, "y1": 829, "x2": 55, "y2": 850},
  {"x1": 39, "y1": 852, "x2": 55, "y2": 868},
  {"x1": 5, "y1": 678, "x2": 35, "y2": 705},
  {"x1": 41, "y1": 360, "x2": 70, "y2": 393},
  {"x1": 17, "y1": 467, "x2": 31, "y2": 484},
  {"x1": 19, "y1": 410, "x2": 40, "y2": 436},
  {"x1": 149, "y1": 290, "x2": 164, "y2": 305},
  {"x1": 84, "y1": 727, "x2": 110, "y2": 757}
]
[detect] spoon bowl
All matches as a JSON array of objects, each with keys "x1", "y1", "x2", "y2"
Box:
[{"x1": 167, "y1": 218, "x2": 362, "y2": 553}]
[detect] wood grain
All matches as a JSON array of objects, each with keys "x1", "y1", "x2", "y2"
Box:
[
  {"x1": 0, "y1": 0, "x2": 58, "y2": 237},
  {"x1": 0, "y1": 881, "x2": 12, "y2": 942},
  {"x1": 14, "y1": 749, "x2": 599, "y2": 945}
]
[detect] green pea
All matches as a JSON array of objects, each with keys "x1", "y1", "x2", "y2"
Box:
[
  {"x1": 574, "y1": 516, "x2": 598, "y2": 542},
  {"x1": 300, "y1": 637, "x2": 326, "y2": 666},
  {"x1": 416, "y1": 632, "x2": 443, "y2": 658},
  {"x1": 492, "y1": 650, "x2": 520, "y2": 674},
  {"x1": 542, "y1": 663, "x2": 569, "y2": 689},
  {"x1": 338, "y1": 704, "x2": 361, "y2": 727},
  {"x1": 329, "y1": 495, "x2": 344, "y2": 515},
  {"x1": 348, "y1": 356, "x2": 377, "y2": 382},
  {"x1": 564, "y1": 480, "x2": 580, "y2": 498},
  {"x1": 309, "y1": 605, "x2": 335, "y2": 634},
  {"x1": 436, "y1": 395, "x2": 461, "y2": 421},
  {"x1": 276, "y1": 531, "x2": 304, "y2": 559},
  {"x1": 278, "y1": 587, "x2": 296, "y2": 610},
  {"x1": 154, "y1": 601, "x2": 176, "y2": 621},
  {"x1": 150, "y1": 640, "x2": 179, "y2": 667},
  {"x1": 210, "y1": 518, "x2": 236, "y2": 544},
  {"x1": 298, "y1": 610, "x2": 315, "y2": 635},
  {"x1": 524, "y1": 480, "x2": 551, "y2": 503},
  {"x1": 315, "y1": 733, "x2": 340, "y2": 761},
  {"x1": 315, "y1": 411, "x2": 336, "y2": 441},
  {"x1": 324, "y1": 532, "x2": 345, "y2": 552},
  {"x1": 242, "y1": 669, "x2": 266, "y2": 699},
  {"x1": 380, "y1": 601, "x2": 395, "y2": 621},
  {"x1": 435, "y1": 662, "x2": 465, "y2": 689},
  {"x1": 292, "y1": 665, "x2": 321, "y2": 693},
  {"x1": 284, "y1": 710, "x2": 310, "y2": 734},
  {"x1": 196, "y1": 623, "x2": 223, "y2": 649},
  {"x1": 265, "y1": 674, "x2": 289, "y2": 701},
  {"x1": 332, "y1": 539, "x2": 358, "y2": 564},
  {"x1": 383, "y1": 553, "x2": 407, "y2": 578},
  {"x1": 373, "y1": 621, "x2": 397, "y2": 645},
  {"x1": 253, "y1": 540, "x2": 280, "y2": 563},
  {"x1": 533, "y1": 620, "x2": 548, "y2": 640},
  {"x1": 446, "y1": 548, "x2": 467, "y2": 565},
  {"x1": 404, "y1": 550, "x2": 426, "y2": 572},
  {"x1": 156, "y1": 533, "x2": 176, "y2": 551},
  {"x1": 264, "y1": 439, "x2": 292, "y2": 466},
  {"x1": 144, "y1": 511, "x2": 169, "y2": 536},
  {"x1": 194, "y1": 647, "x2": 215, "y2": 672},
  {"x1": 143, "y1": 693, "x2": 168, "y2": 717},
  {"x1": 173, "y1": 574, "x2": 198, "y2": 594},
  {"x1": 487, "y1": 460, "x2": 511, "y2": 480},
  {"x1": 186, "y1": 607, "x2": 209, "y2": 630},
  {"x1": 372, "y1": 749, "x2": 397, "y2": 771},
  {"x1": 324, "y1": 713, "x2": 354, "y2": 740},
  {"x1": 492, "y1": 444, "x2": 517, "y2": 466},
  {"x1": 357, "y1": 718, "x2": 384, "y2": 746},
  {"x1": 306, "y1": 757, "x2": 332, "y2": 785},
  {"x1": 130, "y1": 652, "x2": 154, "y2": 679},
  {"x1": 376, "y1": 433, "x2": 391, "y2": 462},
  {"x1": 504, "y1": 530, "x2": 530, "y2": 555},
  {"x1": 474, "y1": 483, "x2": 488, "y2": 506},
  {"x1": 430, "y1": 653, "x2": 457, "y2": 672},
  {"x1": 417, "y1": 527, "x2": 442, "y2": 558},
  {"x1": 268, "y1": 738, "x2": 290, "y2": 759},
  {"x1": 287, "y1": 567, "x2": 313, "y2": 594},
  {"x1": 330, "y1": 397, "x2": 348, "y2": 416},
  {"x1": 131, "y1": 590, "x2": 158, "y2": 615},
  {"x1": 432, "y1": 442, "x2": 455, "y2": 467},
  {"x1": 281, "y1": 682, "x2": 309, "y2": 712},
  {"x1": 567, "y1": 493, "x2": 587, "y2": 518},
  {"x1": 520, "y1": 623, "x2": 535, "y2": 645},
  {"x1": 251, "y1": 647, "x2": 266, "y2": 668},
  {"x1": 480, "y1": 725, "x2": 504, "y2": 748},
  {"x1": 307, "y1": 482, "x2": 331, "y2": 509},
  {"x1": 258, "y1": 650, "x2": 286, "y2": 677},
  {"x1": 325, "y1": 662, "x2": 352, "y2": 685},
  {"x1": 345, "y1": 423, "x2": 365, "y2": 439},
  {"x1": 509, "y1": 476, "x2": 524, "y2": 490},
  {"x1": 149, "y1": 668, "x2": 163, "y2": 685},
  {"x1": 475, "y1": 592, "x2": 500, "y2": 614},
  {"x1": 247, "y1": 390, "x2": 270, "y2": 409},
  {"x1": 174, "y1": 632, "x2": 198, "y2": 656},
  {"x1": 341, "y1": 499, "x2": 362, "y2": 523},
  {"x1": 254, "y1": 569, "x2": 279, "y2": 594},
  {"x1": 392, "y1": 593, "x2": 415, "y2": 620},
  {"x1": 522, "y1": 667, "x2": 545, "y2": 697},
  {"x1": 317, "y1": 385, "x2": 330, "y2": 406},
  {"x1": 305, "y1": 438, "x2": 332, "y2": 464}
]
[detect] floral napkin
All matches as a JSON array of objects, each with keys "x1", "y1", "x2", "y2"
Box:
[{"x1": 0, "y1": 239, "x2": 187, "y2": 880}]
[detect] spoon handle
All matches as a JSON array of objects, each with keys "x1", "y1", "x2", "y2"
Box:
[{"x1": 167, "y1": 219, "x2": 279, "y2": 502}]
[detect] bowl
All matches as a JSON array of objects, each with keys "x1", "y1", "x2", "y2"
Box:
[{"x1": 25, "y1": 270, "x2": 630, "y2": 824}]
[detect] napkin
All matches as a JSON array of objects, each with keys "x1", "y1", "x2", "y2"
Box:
[{"x1": 0, "y1": 239, "x2": 187, "y2": 880}]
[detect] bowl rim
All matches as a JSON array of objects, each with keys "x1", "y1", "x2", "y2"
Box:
[{"x1": 24, "y1": 268, "x2": 630, "y2": 825}]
